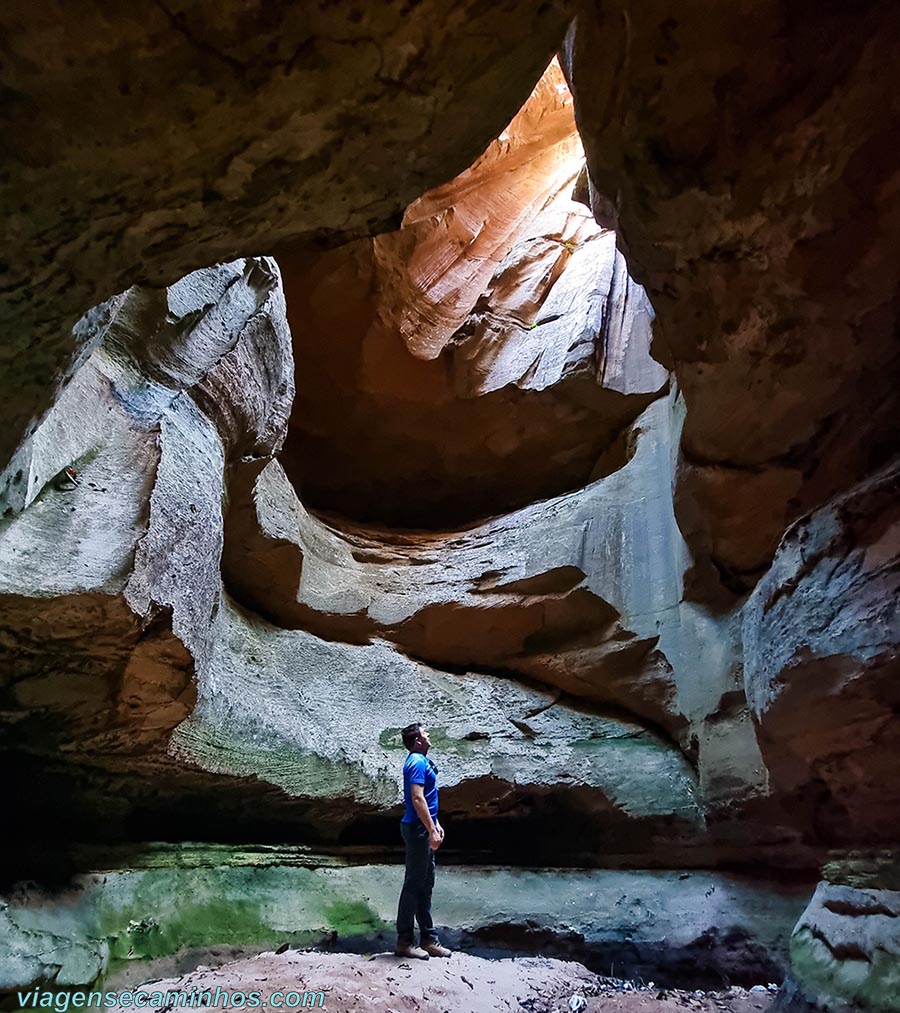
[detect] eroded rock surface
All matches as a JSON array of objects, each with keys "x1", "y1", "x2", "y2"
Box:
[
  {"x1": 565, "y1": 1, "x2": 900, "y2": 597},
  {"x1": 0, "y1": 0, "x2": 573, "y2": 474},
  {"x1": 743, "y1": 460, "x2": 900, "y2": 845},
  {"x1": 1, "y1": 244, "x2": 815, "y2": 888},
  {"x1": 278, "y1": 61, "x2": 666, "y2": 528},
  {"x1": 786, "y1": 863, "x2": 900, "y2": 1012},
  {"x1": 0, "y1": 258, "x2": 294, "y2": 839},
  {"x1": 226, "y1": 406, "x2": 689, "y2": 746},
  {"x1": 0, "y1": 259, "x2": 711, "y2": 873},
  {"x1": 1, "y1": 9, "x2": 899, "y2": 1000}
]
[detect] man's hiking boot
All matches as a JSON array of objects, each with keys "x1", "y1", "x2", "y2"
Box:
[
  {"x1": 395, "y1": 944, "x2": 430, "y2": 959},
  {"x1": 423, "y1": 942, "x2": 452, "y2": 958}
]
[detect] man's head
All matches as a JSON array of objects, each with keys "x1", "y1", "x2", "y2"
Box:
[{"x1": 401, "y1": 722, "x2": 431, "y2": 754}]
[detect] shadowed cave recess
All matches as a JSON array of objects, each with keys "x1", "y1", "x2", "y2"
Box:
[{"x1": 1, "y1": 1, "x2": 899, "y2": 1008}]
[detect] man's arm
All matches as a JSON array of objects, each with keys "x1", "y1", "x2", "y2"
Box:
[{"x1": 410, "y1": 784, "x2": 443, "y2": 850}]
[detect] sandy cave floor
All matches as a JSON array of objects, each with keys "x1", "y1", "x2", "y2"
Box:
[{"x1": 114, "y1": 949, "x2": 778, "y2": 1013}]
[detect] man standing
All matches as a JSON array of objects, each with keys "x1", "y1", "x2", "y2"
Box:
[{"x1": 395, "y1": 722, "x2": 452, "y2": 959}]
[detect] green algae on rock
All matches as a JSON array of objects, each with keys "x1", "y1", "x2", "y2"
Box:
[{"x1": 0, "y1": 855, "x2": 807, "y2": 992}]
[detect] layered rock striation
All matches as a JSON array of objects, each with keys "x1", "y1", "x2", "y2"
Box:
[
  {"x1": 278, "y1": 60, "x2": 665, "y2": 528},
  {"x1": 4, "y1": 40, "x2": 894, "y2": 881},
  {"x1": 0, "y1": 254, "x2": 706, "y2": 873},
  {"x1": 744, "y1": 460, "x2": 900, "y2": 846}
]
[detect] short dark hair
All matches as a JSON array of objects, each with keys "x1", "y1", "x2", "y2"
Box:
[{"x1": 401, "y1": 722, "x2": 421, "y2": 750}]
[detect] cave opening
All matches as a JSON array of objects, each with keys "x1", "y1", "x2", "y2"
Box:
[{"x1": 275, "y1": 59, "x2": 665, "y2": 532}]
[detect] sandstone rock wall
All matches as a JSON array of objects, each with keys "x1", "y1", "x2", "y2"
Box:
[
  {"x1": 0, "y1": 256, "x2": 713, "y2": 872},
  {"x1": 0, "y1": 257, "x2": 295, "y2": 842},
  {"x1": 3, "y1": 49, "x2": 873, "y2": 879},
  {"x1": 565, "y1": 0, "x2": 900, "y2": 599},
  {"x1": 0, "y1": 0, "x2": 574, "y2": 476},
  {"x1": 0, "y1": 3, "x2": 898, "y2": 1000},
  {"x1": 0, "y1": 244, "x2": 809, "y2": 881},
  {"x1": 743, "y1": 459, "x2": 900, "y2": 846},
  {"x1": 277, "y1": 60, "x2": 666, "y2": 528}
]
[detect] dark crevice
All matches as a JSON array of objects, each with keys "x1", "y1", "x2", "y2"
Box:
[
  {"x1": 805, "y1": 925, "x2": 872, "y2": 963},
  {"x1": 154, "y1": 1, "x2": 246, "y2": 74},
  {"x1": 823, "y1": 898, "x2": 897, "y2": 918}
]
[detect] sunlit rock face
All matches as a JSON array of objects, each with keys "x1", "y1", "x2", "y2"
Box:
[
  {"x1": 0, "y1": 0, "x2": 573, "y2": 477},
  {"x1": 0, "y1": 49, "x2": 862, "y2": 882},
  {"x1": 565, "y1": 0, "x2": 900, "y2": 600},
  {"x1": 278, "y1": 61, "x2": 666, "y2": 528},
  {"x1": 0, "y1": 259, "x2": 294, "y2": 833},
  {"x1": 0, "y1": 257, "x2": 710, "y2": 871}
]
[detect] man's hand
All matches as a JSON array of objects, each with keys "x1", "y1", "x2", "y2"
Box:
[{"x1": 430, "y1": 821, "x2": 445, "y2": 851}]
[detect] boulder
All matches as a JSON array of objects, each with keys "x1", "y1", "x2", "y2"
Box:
[
  {"x1": 787, "y1": 874, "x2": 900, "y2": 1011},
  {"x1": 743, "y1": 459, "x2": 900, "y2": 844}
]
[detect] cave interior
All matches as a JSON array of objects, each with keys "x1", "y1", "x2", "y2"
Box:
[{"x1": 0, "y1": 2, "x2": 898, "y2": 1008}]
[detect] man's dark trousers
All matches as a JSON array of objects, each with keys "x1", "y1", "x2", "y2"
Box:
[{"x1": 397, "y1": 821, "x2": 440, "y2": 947}]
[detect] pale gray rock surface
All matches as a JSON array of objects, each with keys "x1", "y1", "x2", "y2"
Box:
[
  {"x1": 0, "y1": 257, "x2": 291, "y2": 790},
  {"x1": 0, "y1": 852, "x2": 807, "y2": 992},
  {"x1": 0, "y1": 257, "x2": 715, "y2": 867},
  {"x1": 788, "y1": 880, "x2": 900, "y2": 1011}
]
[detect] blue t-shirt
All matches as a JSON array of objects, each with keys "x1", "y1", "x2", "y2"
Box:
[{"x1": 401, "y1": 751, "x2": 438, "y2": 824}]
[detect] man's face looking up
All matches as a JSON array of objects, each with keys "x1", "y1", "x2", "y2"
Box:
[{"x1": 416, "y1": 727, "x2": 431, "y2": 753}]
